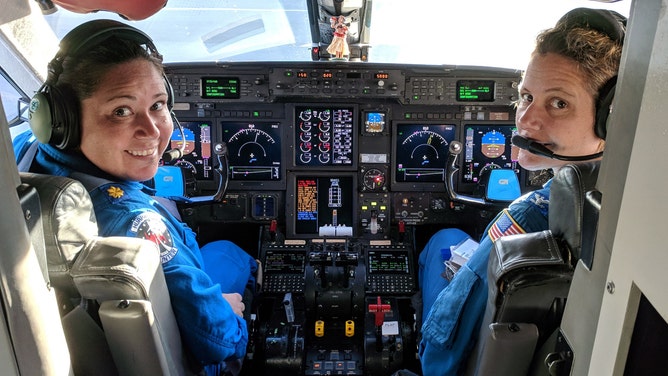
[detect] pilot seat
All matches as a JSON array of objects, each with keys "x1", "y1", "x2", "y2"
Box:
[{"x1": 468, "y1": 161, "x2": 601, "y2": 376}]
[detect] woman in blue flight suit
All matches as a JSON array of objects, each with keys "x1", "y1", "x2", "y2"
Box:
[
  {"x1": 13, "y1": 20, "x2": 256, "y2": 376},
  {"x1": 418, "y1": 8, "x2": 624, "y2": 375}
]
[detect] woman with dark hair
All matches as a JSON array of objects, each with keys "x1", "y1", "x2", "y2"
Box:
[{"x1": 14, "y1": 19, "x2": 256, "y2": 376}]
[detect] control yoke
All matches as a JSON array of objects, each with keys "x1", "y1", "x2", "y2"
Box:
[
  {"x1": 445, "y1": 141, "x2": 487, "y2": 206},
  {"x1": 445, "y1": 141, "x2": 520, "y2": 208}
]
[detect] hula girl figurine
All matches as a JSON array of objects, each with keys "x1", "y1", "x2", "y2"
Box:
[{"x1": 327, "y1": 15, "x2": 349, "y2": 60}]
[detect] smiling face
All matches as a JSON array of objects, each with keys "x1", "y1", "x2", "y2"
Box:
[
  {"x1": 515, "y1": 52, "x2": 604, "y2": 172},
  {"x1": 78, "y1": 59, "x2": 173, "y2": 182}
]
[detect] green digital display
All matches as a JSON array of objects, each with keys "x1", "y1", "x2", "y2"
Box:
[
  {"x1": 201, "y1": 77, "x2": 240, "y2": 99},
  {"x1": 456, "y1": 80, "x2": 495, "y2": 102}
]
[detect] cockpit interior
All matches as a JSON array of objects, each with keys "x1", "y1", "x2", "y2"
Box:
[{"x1": 5, "y1": 1, "x2": 667, "y2": 376}]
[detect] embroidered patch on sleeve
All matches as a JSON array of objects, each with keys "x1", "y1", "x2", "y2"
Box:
[
  {"x1": 128, "y1": 211, "x2": 178, "y2": 263},
  {"x1": 487, "y1": 209, "x2": 526, "y2": 242}
]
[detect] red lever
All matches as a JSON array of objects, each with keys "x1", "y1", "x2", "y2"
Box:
[{"x1": 368, "y1": 296, "x2": 391, "y2": 327}]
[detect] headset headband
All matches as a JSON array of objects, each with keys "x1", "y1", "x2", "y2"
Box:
[
  {"x1": 557, "y1": 7, "x2": 626, "y2": 44},
  {"x1": 47, "y1": 19, "x2": 162, "y2": 84}
]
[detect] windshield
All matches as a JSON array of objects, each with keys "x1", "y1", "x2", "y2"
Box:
[{"x1": 39, "y1": 0, "x2": 630, "y2": 70}]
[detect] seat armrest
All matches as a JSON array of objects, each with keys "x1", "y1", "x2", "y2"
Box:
[
  {"x1": 489, "y1": 230, "x2": 567, "y2": 297},
  {"x1": 474, "y1": 322, "x2": 539, "y2": 376},
  {"x1": 70, "y1": 236, "x2": 189, "y2": 375},
  {"x1": 70, "y1": 236, "x2": 159, "y2": 301},
  {"x1": 99, "y1": 300, "x2": 177, "y2": 376}
]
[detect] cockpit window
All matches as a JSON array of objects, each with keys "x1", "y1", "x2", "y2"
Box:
[
  {"x1": 39, "y1": 0, "x2": 630, "y2": 69},
  {"x1": 0, "y1": 68, "x2": 30, "y2": 136}
]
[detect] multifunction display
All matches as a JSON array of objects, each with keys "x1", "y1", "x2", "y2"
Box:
[
  {"x1": 168, "y1": 121, "x2": 214, "y2": 181},
  {"x1": 294, "y1": 174, "x2": 354, "y2": 237},
  {"x1": 463, "y1": 124, "x2": 520, "y2": 184},
  {"x1": 394, "y1": 124, "x2": 457, "y2": 183},
  {"x1": 295, "y1": 106, "x2": 354, "y2": 166},
  {"x1": 222, "y1": 122, "x2": 282, "y2": 181}
]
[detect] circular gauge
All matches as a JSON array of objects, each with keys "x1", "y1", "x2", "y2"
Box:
[
  {"x1": 318, "y1": 153, "x2": 331, "y2": 164},
  {"x1": 318, "y1": 141, "x2": 331, "y2": 153},
  {"x1": 300, "y1": 122, "x2": 312, "y2": 132},
  {"x1": 319, "y1": 122, "x2": 330, "y2": 132},
  {"x1": 402, "y1": 130, "x2": 449, "y2": 166},
  {"x1": 300, "y1": 132, "x2": 312, "y2": 143},
  {"x1": 175, "y1": 160, "x2": 197, "y2": 176},
  {"x1": 363, "y1": 168, "x2": 386, "y2": 191},
  {"x1": 318, "y1": 109, "x2": 331, "y2": 121},
  {"x1": 300, "y1": 141, "x2": 312, "y2": 152},
  {"x1": 299, "y1": 153, "x2": 312, "y2": 164},
  {"x1": 299, "y1": 109, "x2": 312, "y2": 121},
  {"x1": 227, "y1": 128, "x2": 277, "y2": 165}
]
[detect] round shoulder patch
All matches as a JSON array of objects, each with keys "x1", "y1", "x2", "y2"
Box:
[{"x1": 128, "y1": 211, "x2": 178, "y2": 263}]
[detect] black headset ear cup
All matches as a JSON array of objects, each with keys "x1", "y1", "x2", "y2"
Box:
[
  {"x1": 29, "y1": 84, "x2": 80, "y2": 150},
  {"x1": 28, "y1": 90, "x2": 55, "y2": 144},
  {"x1": 595, "y1": 76, "x2": 617, "y2": 140}
]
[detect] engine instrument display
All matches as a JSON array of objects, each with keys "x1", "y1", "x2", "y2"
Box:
[
  {"x1": 294, "y1": 106, "x2": 354, "y2": 166},
  {"x1": 291, "y1": 173, "x2": 355, "y2": 237},
  {"x1": 168, "y1": 120, "x2": 213, "y2": 181},
  {"x1": 462, "y1": 124, "x2": 519, "y2": 183},
  {"x1": 394, "y1": 124, "x2": 457, "y2": 183},
  {"x1": 222, "y1": 122, "x2": 282, "y2": 181}
]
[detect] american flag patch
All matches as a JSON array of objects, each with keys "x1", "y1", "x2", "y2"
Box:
[{"x1": 487, "y1": 209, "x2": 525, "y2": 242}]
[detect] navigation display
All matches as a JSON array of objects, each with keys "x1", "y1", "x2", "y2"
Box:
[
  {"x1": 462, "y1": 124, "x2": 520, "y2": 184},
  {"x1": 394, "y1": 124, "x2": 457, "y2": 183},
  {"x1": 221, "y1": 121, "x2": 282, "y2": 181},
  {"x1": 167, "y1": 120, "x2": 214, "y2": 181},
  {"x1": 294, "y1": 106, "x2": 354, "y2": 166}
]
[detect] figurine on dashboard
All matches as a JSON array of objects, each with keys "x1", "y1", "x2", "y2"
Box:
[{"x1": 327, "y1": 15, "x2": 349, "y2": 60}]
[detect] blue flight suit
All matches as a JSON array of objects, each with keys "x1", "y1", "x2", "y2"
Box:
[
  {"x1": 14, "y1": 134, "x2": 257, "y2": 375},
  {"x1": 418, "y1": 183, "x2": 551, "y2": 376}
]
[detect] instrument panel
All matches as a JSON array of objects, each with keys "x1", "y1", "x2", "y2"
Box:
[
  {"x1": 164, "y1": 62, "x2": 531, "y2": 375},
  {"x1": 166, "y1": 62, "x2": 531, "y2": 237}
]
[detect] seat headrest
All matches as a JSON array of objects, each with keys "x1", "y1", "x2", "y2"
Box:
[
  {"x1": 548, "y1": 162, "x2": 600, "y2": 261},
  {"x1": 19, "y1": 172, "x2": 98, "y2": 291}
]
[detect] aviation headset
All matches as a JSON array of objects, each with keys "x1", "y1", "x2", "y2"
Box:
[
  {"x1": 28, "y1": 19, "x2": 175, "y2": 151},
  {"x1": 556, "y1": 7, "x2": 626, "y2": 140}
]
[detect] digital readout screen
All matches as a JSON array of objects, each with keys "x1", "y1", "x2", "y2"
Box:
[
  {"x1": 456, "y1": 80, "x2": 495, "y2": 102},
  {"x1": 367, "y1": 250, "x2": 410, "y2": 274},
  {"x1": 264, "y1": 251, "x2": 305, "y2": 273},
  {"x1": 201, "y1": 77, "x2": 240, "y2": 99}
]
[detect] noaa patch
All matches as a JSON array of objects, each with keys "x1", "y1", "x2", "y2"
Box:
[{"x1": 128, "y1": 211, "x2": 178, "y2": 263}]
